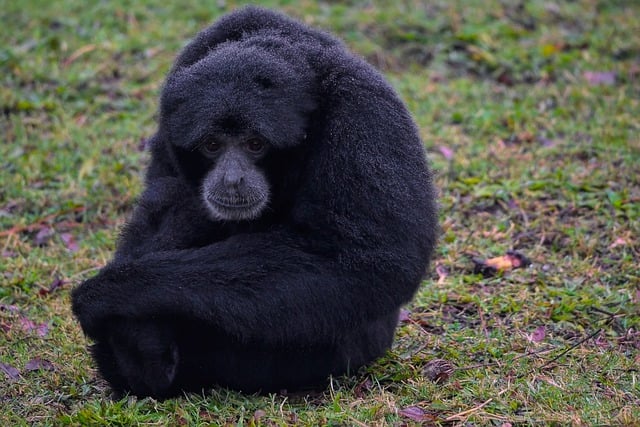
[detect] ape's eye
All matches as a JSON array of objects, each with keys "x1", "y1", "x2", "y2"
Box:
[
  {"x1": 202, "y1": 141, "x2": 222, "y2": 154},
  {"x1": 245, "y1": 139, "x2": 265, "y2": 154}
]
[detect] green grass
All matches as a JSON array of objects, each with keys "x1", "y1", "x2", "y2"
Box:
[{"x1": 1, "y1": 0, "x2": 638, "y2": 425}]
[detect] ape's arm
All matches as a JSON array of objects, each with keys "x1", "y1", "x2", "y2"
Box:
[
  {"x1": 73, "y1": 228, "x2": 414, "y2": 346},
  {"x1": 112, "y1": 175, "x2": 217, "y2": 262},
  {"x1": 113, "y1": 139, "x2": 221, "y2": 262}
]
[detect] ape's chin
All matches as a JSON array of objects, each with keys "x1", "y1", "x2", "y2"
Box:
[{"x1": 204, "y1": 198, "x2": 267, "y2": 222}]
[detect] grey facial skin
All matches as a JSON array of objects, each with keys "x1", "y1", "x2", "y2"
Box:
[{"x1": 200, "y1": 134, "x2": 270, "y2": 221}]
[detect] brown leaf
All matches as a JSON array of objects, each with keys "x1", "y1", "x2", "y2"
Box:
[
  {"x1": 252, "y1": 410, "x2": 266, "y2": 421},
  {"x1": 436, "y1": 263, "x2": 449, "y2": 284},
  {"x1": 354, "y1": 377, "x2": 373, "y2": 398},
  {"x1": 19, "y1": 317, "x2": 49, "y2": 337},
  {"x1": 60, "y1": 232, "x2": 79, "y2": 252},
  {"x1": 423, "y1": 359, "x2": 455, "y2": 383},
  {"x1": 399, "y1": 406, "x2": 436, "y2": 422},
  {"x1": 609, "y1": 237, "x2": 629, "y2": 249},
  {"x1": 473, "y1": 250, "x2": 530, "y2": 276},
  {"x1": 34, "y1": 227, "x2": 54, "y2": 246},
  {"x1": 0, "y1": 321, "x2": 10, "y2": 333},
  {"x1": 398, "y1": 308, "x2": 411, "y2": 324},
  {"x1": 594, "y1": 333, "x2": 611, "y2": 349},
  {"x1": 25, "y1": 357, "x2": 55, "y2": 372},
  {"x1": 583, "y1": 71, "x2": 616, "y2": 85},
  {"x1": 0, "y1": 362, "x2": 20, "y2": 380},
  {"x1": 438, "y1": 145, "x2": 454, "y2": 160},
  {"x1": 39, "y1": 277, "x2": 66, "y2": 296},
  {"x1": 0, "y1": 304, "x2": 19, "y2": 313},
  {"x1": 529, "y1": 326, "x2": 546, "y2": 343}
]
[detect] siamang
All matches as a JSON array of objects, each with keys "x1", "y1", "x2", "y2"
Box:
[{"x1": 71, "y1": 6, "x2": 438, "y2": 399}]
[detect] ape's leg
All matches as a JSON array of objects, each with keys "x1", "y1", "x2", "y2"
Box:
[{"x1": 92, "y1": 318, "x2": 179, "y2": 398}]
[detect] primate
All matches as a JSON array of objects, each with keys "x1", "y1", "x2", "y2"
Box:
[{"x1": 72, "y1": 6, "x2": 438, "y2": 398}]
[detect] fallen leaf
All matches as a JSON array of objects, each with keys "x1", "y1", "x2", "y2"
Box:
[
  {"x1": 517, "y1": 131, "x2": 535, "y2": 142},
  {"x1": 19, "y1": 317, "x2": 49, "y2": 337},
  {"x1": 0, "y1": 362, "x2": 20, "y2": 380},
  {"x1": 609, "y1": 237, "x2": 628, "y2": 249},
  {"x1": 398, "y1": 308, "x2": 411, "y2": 324},
  {"x1": 473, "y1": 250, "x2": 531, "y2": 276},
  {"x1": 529, "y1": 326, "x2": 546, "y2": 343},
  {"x1": 423, "y1": 359, "x2": 455, "y2": 383},
  {"x1": 0, "y1": 321, "x2": 10, "y2": 333},
  {"x1": 36, "y1": 322, "x2": 50, "y2": 337},
  {"x1": 198, "y1": 410, "x2": 214, "y2": 422},
  {"x1": 438, "y1": 145, "x2": 454, "y2": 160},
  {"x1": 541, "y1": 43, "x2": 561, "y2": 57},
  {"x1": 39, "y1": 277, "x2": 66, "y2": 296},
  {"x1": 25, "y1": 357, "x2": 55, "y2": 372},
  {"x1": 34, "y1": 227, "x2": 54, "y2": 246},
  {"x1": 0, "y1": 304, "x2": 19, "y2": 312},
  {"x1": 354, "y1": 377, "x2": 373, "y2": 398},
  {"x1": 583, "y1": 71, "x2": 616, "y2": 85},
  {"x1": 436, "y1": 263, "x2": 449, "y2": 284},
  {"x1": 19, "y1": 317, "x2": 36, "y2": 332},
  {"x1": 74, "y1": 114, "x2": 87, "y2": 126},
  {"x1": 537, "y1": 136, "x2": 556, "y2": 147},
  {"x1": 594, "y1": 333, "x2": 610, "y2": 349},
  {"x1": 399, "y1": 406, "x2": 435, "y2": 422},
  {"x1": 252, "y1": 410, "x2": 266, "y2": 421},
  {"x1": 60, "y1": 233, "x2": 79, "y2": 252}
]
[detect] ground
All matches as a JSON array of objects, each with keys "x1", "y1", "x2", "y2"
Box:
[{"x1": 1, "y1": 0, "x2": 638, "y2": 425}]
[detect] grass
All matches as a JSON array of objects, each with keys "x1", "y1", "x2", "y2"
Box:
[{"x1": 1, "y1": 0, "x2": 638, "y2": 425}]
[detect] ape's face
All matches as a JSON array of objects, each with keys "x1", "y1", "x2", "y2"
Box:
[
  {"x1": 199, "y1": 132, "x2": 271, "y2": 221},
  {"x1": 158, "y1": 43, "x2": 317, "y2": 221}
]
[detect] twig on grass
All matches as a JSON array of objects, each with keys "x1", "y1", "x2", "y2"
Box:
[
  {"x1": 445, "y1": 387, "x2": 509, "y2": 422},
  {"x1": 456, "y1": 346, "x2": 556, "y2": 372},
  {"x1": 0, "y1": 206, "x2": 86, "y2": 237},
  {"x1": 522, "y1": 328, "x2": 603, "y2": 377}
]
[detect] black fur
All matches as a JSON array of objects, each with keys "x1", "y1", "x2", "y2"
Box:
[{"x1": 71, "y1": 6, "x2": 438, "y2": 399}]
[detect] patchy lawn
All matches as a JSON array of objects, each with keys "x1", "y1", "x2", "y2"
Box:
[{"x1": 1, "y1": 0, "x2": 638, "y2": 425}]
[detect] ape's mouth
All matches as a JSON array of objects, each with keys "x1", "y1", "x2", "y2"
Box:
[
  {"x1": 213, "y1": 197, "x2": 262, "y2": 209},
  {"x1": 202, "y1": 189, "x2": 269, "y2": 222}
]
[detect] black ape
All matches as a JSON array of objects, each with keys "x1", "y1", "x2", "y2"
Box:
[{"x1": 72, "y1": 6, "x2": 438, "y2": 399}]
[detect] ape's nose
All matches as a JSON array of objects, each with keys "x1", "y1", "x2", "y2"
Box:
[{"x1": 223, "y1": 169, "x2": 245, "y2": 190}]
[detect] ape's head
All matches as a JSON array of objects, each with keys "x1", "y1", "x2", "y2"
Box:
[{"x1": 158, "y1": 39, "x2": 317, "y2": 221}]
